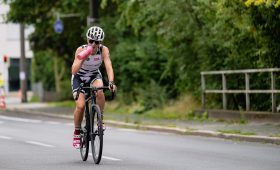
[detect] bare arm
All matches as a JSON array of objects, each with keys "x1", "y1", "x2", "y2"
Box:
[
  {"x1": 102, "y1": 46, "x2": 114, "y2": 82},
  {"x1": 71, "y1": 47, "x2": 84, "y2": 75}
]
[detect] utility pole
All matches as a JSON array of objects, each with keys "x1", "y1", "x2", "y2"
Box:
[
  {"x1": 88, "y1": 0, "x2": 99, "y2": 26},
  {"x1": 20, "y1": 23, "x2": 27, "y2": 103}
]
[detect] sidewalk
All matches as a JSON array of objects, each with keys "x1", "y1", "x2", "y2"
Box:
[{"x1": 2, "y1": 94, "x2": 280, "y2": 145}]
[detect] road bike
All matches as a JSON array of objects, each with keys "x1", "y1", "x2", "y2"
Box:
[{"x1": 75, "y1": 83, "x2": 114, "y2": 164}]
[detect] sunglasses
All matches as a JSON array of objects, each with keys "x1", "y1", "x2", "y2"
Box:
[{"x1": 88, "y1": 39, "x2": 100, "y2": 45}]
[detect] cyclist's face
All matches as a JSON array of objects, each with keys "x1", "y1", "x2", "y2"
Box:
[{"x1": 88, "y1": 39, "x2": 100, "y2": 47}]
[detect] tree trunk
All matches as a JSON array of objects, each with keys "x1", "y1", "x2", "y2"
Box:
[{"x1": 54, "y1": 57, "x2": 65, "y2": 93}]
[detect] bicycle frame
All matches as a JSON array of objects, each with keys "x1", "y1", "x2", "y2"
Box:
[{"x1": 78, "y1": 83, "x2": 111, "y2": 164}]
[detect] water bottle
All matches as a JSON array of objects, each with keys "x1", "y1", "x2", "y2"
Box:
[{"x1": 77, "y1": 45, "x2": 93, "y2": 60}]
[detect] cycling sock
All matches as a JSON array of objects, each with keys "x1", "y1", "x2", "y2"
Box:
[
  {"x1": 73, "y1": 127, "x2": 81, "y2": 149},
  {"x1": 74, "y1": 127, "x2": 81, "y2": 133}
]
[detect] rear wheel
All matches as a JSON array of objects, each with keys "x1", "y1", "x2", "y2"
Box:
[
  {"x1": 80, "y1": 107, "x2": 89, "y2": 161},
  {"x1": 90, "y1": 104, "x2": 103, "y2": 164}
]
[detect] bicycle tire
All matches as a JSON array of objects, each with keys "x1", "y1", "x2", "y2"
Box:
[
  {"x1": 80, "y1": 105, "x2": 90, "y2": 161},
  {"x1": 90, "y1": 104, "x2": 103, "y2": 164}
]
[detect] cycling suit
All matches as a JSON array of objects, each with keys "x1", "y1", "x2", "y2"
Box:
[{"x1": 71, "y1": 44, "x2": 103, "y2": 98}]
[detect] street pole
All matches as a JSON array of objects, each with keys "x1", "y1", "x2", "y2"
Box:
[
  {"x1": 88, "y1": 0, "x2": 99, "y2": 26},
  {"x1": 20, "y1": 23, "x2": 27, "y2": 103}
]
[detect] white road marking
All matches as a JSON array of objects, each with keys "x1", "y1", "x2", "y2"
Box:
[
  {"x1": 102, "y1": 156, "x2": 122, "y2": 161},
  {"x1": 25, "y1": 141, "x2": 55, "y2": 148},
  {"x1": 0, "y1": 135, "x2": 12, "y2": 140},
  {"x1": 0, "y1": 115, "x2": 42, "y2": 123},
  {"x1": 117, "y1": 128, "x2": 139, "y2": 132},
  {"x1": 64, "y1": 123, "x2": 74, "y2": 126},
  {"x1": 45, "y1": 121, "x2": 61, "y2": 125},
  {"x1": 88, "y1": 153, "x2": 121, "y2": 161}
]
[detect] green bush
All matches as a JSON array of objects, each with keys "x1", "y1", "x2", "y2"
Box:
[{"x1": 134, "y1": 80, "x2": 167, "y2": 114}]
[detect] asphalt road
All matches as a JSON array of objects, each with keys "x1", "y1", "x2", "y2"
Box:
[{"x1": 0, "y1": 110, "x2": 280, "y2": 170}]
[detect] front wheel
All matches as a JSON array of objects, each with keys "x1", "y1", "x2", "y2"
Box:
[
  {"x1": 80, "y1": 128, "x2": 89, "y2": 161},
  {"x1": 80, "y1": 109, "x2": 89, "y2": 161},
  {"x1": 90, "y1": 104, "x2": 103, "y2": 164}
]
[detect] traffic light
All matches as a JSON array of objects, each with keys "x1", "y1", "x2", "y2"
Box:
[
  {"x1": 3, "y1": 55, "x2": 8, "y2": 63},
  {"x1": 3, "y1": 55, "x2": 10, "y2": 67}
]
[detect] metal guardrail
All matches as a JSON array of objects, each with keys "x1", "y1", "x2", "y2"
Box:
[{"x1": 201, "y1": 68, "x2": 280, "y2": 112}]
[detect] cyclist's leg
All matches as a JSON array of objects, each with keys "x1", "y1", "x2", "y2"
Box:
[
  {"x1": 72, "y1": 75, "x2": 86, "y2": 128},
  {"x1": 71, "y1": 75, "x2": 86, "y2": 148},
  {"x1": 92, "y1": 79, "x2": 105, "y2": 112},
  {"x1": 90, "y1": 72, "x2": 105, "y2": 112},
  {"x1": 73, "y1": 93, "x2": 85, "y2": 148},
  {"x1": 91, "y1": 76, "x2": 106, "y2": 130},
  {"x1": 74, "y1": 93, "x2": 85, "y2": 129}
]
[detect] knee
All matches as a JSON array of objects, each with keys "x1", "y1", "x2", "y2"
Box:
[
  {"x1": 76, "y1": 102, "x2": 85, "y2": 112},
  {"x1": 96, "y1": 90, "x2": 104, "y2": 98}
]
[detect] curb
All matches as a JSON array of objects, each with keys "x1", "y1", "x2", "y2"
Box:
[
  {"x1": 2, "y1": 108, "x2": 280, "y2": 145},
  {"x1": 105, "y1": 120, "x2": 280, "y2": 145}
]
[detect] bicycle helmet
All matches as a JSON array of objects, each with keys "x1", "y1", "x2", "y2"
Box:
[{"x1": 86, "y1": 26, "x2": 105, "y2": 41}]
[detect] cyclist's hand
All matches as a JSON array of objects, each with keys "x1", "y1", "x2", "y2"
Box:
[{"x1": 109, "y1": 81, "x2": 116, "y2": 92}]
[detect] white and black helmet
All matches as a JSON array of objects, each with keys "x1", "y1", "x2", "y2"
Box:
[{"x1": 86, "y1": 26, "x2": 105, "y2": 41}]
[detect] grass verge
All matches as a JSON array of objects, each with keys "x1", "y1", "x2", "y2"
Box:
[
  {"x1": 218, "y1": 129, "x2": 256, "y2": 136},
  {"x1": 269, "y1": 134, "x2": 280, "y2": 137},
  {"x1": 105, "y1": 94, "x2": 207, "y2": 121}
]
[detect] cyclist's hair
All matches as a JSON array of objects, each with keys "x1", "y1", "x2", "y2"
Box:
[{"x1": 86, "y1": 26, "x2": 104, "y2": 41}]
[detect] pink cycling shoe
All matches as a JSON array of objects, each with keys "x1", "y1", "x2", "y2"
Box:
[{"x1": 73, "y1": 129, "x2": 81, "y2": 149}]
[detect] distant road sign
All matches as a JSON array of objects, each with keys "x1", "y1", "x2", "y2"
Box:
[{"x1": 54, "y1": 19, "x2": 63, "y2": 34}]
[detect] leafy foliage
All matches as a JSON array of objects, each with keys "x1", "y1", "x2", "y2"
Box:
[
  {"x1": 32, "y1": 50, "x2": 56, "y2": 91},
  {"x1": 245, "y1": 0, "x2": 280, "y2": 8}
]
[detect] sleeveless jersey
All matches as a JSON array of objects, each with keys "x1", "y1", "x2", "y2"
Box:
[{"x1": 77, "y1": 45, "x2": 103, "y2": 78}]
